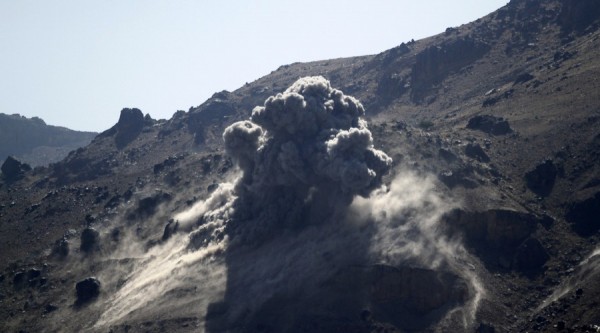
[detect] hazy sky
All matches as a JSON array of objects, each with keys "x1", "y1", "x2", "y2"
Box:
[{"x1": 0, "y1": 1, "x2": 508, "y2": 132}]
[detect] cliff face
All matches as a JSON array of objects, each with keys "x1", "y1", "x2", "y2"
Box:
[
  {"x1": 1, "y1": 1, "x2": 600, "y2": 332},
  {"x1": 0, "y1": 113, "x2": 97, "y2": 167}
]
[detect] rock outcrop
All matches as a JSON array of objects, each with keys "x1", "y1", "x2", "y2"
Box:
[
  {"x1": 411, "y1": 37, "x2": 490, "y2": 103},
  {"x1": 566, "y1": 190, "x2": 600, "y2": 236},
  {"x1": 75, "y1": 277, "x2": 101, "y2": 305},
  {"x1": 525, "y1": 159, "x2": 558, "y2": 197},
  {"x1": 445, "y1": 209, "x2": 545, "y2": 271},
  {"x1": 80, "y1": 227, "x2": 100, "y2": 253},
  {"x1": 466, "y1": 115, "x2": 513, "y2": 135},
  {"x1": 115, "y1": 108, "x2": 145, "y2": 149},
  {"x1": 1, "y1": 156, "x2": 31, "y2": 182}
]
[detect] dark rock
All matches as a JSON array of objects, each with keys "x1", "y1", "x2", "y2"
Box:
[
  {"x1": 467, "y1": 115, "x2": 513, "y2": 135},
  {"x1": 27, "y1": 268, "x2": 41, "y2": 279},
  {"x1": 75, "y1": 277, "x2": 101, "y2": 304},
  {"x1": 465, "y1": 143, "x2": 490, "y2": 162},
  {"x1": 162, "y1": 220, "x2": 179, "y2": 241},
  {"x1": 80, "y1": 227, "x2": 100, "y2": 253},
  {"x1": 365, "y1": 265, "x2": 468, "y2": 331},
  {"x1": 513, "y1": 72, "x2": 535, "y2": 85},
  {"x1": 525, "y1": 159, "x2": 557, "y2": 197},
  {"x1": 566, "y1": 190, "x2": 600, "y2": 236},
  {"x1": 187, "y1": 98, "x2": 236, "y2": 144},
  {"x1": 360, "y1": 309, "x2": 372, "y2": 322},
  {"x1": 95, "y1": 190, "x2": 109, "y2": 203},
  {"x1": 376, "y1": 71, "x2": 409, "y2": 104},
  {"x1": 482, "y1": 89, "x2": 514, "y2": 107},
  {"x1": 411, "y1": 37, "x2": 490, "y2": 102},
  {"x1": 52, "y1": 237, "x2": 69, "y2": 257},
  {"x1": 513, "y1": 237, "x2": 549, "y2": 275},
  {"x1": 477, "y1": 322, "x2": 496, "y2": 333},
  {"x1": 556, "y1": 321, "x2": 566, "y2": 330},
  {"x1": 211, "y1": 90, "x2": 230, "y2": 100},
  {"x1": 110, "y1": 228, "x2": 121, "y2": 242},
  {"x1": 24, "y1": 203, "x2": 40, "y2": 214},
  {"x1": 114, "y1": 108, "x2": 145, "y2": 149},
  {"x1": 237, "y1": 264, "x2": 469, "y2": 333},
  {"x1": 553, "y1": 51, "x2": 574, "y2": 64},
  {"x1": 153, "y1": 155, "x2": 185, "y2": 174},
  {"x1": 127, "y1": 191, "x2": 173, "y2": 220},
  {"x1": 1, "y1": 156, "x2": 32, "y2": 181},
  {"x1": 438, "y1": 148, "x2": 459, "y2": 163},
  {"x1": 44, "y1": 303, "x2": 58, "y2": 313},
  {"x1": 207, "y1": 183, "x2": 218, "y2": 193},
  {"x1": 51, "y1": 153, "x2": 115, "y2": 184},
  {"x1": 104, "y1": 194, "x2": 122, "y2": 209},
  {"x1": 539, "y1": 214, "x2": 555, "y2": 229},
  {"x1": 445, "y1": 209, "x2": 539, "y2": 270},
  {"x1": 13, "y1": 271, "x2": 25, "y2": 287},
  {"x1": 438, "y1": 168, "x2": 478, "y2": 189},
  {"x1": 85, "y1": 214, "x2": 96, "y2": 224},
  {"x1": 558, "y1": 0, "x2": 600, "y2": 35}
]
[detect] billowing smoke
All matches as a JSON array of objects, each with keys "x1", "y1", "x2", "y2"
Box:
[
  {"x1": 93, "y1": 76, "x2": 483, "y2": 332},
  {"x1": 221, "y1": 76, "x2": 392, "y2": 244}
]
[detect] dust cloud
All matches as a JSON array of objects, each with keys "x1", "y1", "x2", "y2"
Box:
[{"x1": 94, "y1": 77, "x2": 484, "y2": 331}]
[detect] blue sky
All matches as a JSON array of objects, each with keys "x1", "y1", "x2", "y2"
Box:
[{"x1": 0, "y1": 1, "x2": 507, "y2": 132}]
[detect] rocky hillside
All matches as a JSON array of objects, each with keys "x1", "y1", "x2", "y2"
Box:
[
  {"x1": 1, "y1": 0, "x2": 600, "y2": 332},
  {"x1": 0, "y1": 113, "x2": 97, "y2": 167}
]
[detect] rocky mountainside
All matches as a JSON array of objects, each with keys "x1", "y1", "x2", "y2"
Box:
[
  {"x1": 1, "y1": 0, "x2": 600, "y2": 332},
  {"x1": 0, "y1": 113, "x2": 97, "y2": 167}
]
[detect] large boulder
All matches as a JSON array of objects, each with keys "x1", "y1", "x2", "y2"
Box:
[
  {"x1": 566, "y1": 190, "x2": 600, "y2": 236},
  {"x1": 466, "y1": 115, "x2": 513, "y2": 135},
  {"x1": 75, "y1": 277, "x2": 101, "y2": 304},
  {"x1": 513, "y1": 237, "x2": 549, "y2": 275},
  {"x1": 52, "y1": 237, "x2": 70, "y2": 258},
  {"x1": 80, "y1": 227, "x2": 100, "y2": 253},
  {"x1": 445, "y1": 209, "x2": 542, "y2": 270},
  {"x1": 525, "y1": 159, "x2": 558, "y2": 197},
  {"x1": 126, "y1": 191, "x2": 173, "y2": 220},
  {"x1": 465, "y1": 143, "x2": 490, "y2": 163},
  {"x1": 1, "y1": 156, "x2": 31, "y2": 181}
]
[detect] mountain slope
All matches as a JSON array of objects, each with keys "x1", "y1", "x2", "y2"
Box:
[
  {"x1": 0, "y1": 113, "x2": 97, "y2": 167},
  {"x1": 1, "y1": 0, "x2": 600, "y2": 332}
]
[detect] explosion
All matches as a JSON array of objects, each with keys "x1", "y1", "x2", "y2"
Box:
[
  {"x1": 97, "y1": 76, "x2": 483, "y2": 332},
  {"x1": 220, "y1": 76, "x2": 391, "y2": 243}
]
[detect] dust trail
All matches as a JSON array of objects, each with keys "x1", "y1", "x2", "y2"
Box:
[
  {"x1": 351, "y1": 171, "x2": 485, "y2": 327},
  {"x1": 94, "y1": 232, "x2": 227, "y2": 327},
  {"x1": 537, "y1": 246, "x2": 600, "y2": 312}
]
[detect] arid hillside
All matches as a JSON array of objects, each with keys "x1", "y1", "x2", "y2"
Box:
[{"x1": 1, "y1": 0, "x2": 600, "y2": 332}]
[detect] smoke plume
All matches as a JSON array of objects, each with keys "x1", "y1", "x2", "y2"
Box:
[
  {"x1": 94, "y1": 76, "x2": 483, "y2": 331},
  {"x1": 220, "y1": 76, "x2": 392, "y2": 244}
]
